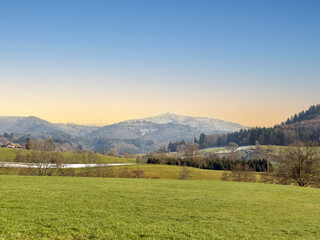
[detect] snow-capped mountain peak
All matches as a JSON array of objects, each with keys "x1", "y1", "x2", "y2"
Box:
[{"x1": 124, "y1": 113, "x2": 248, "y2": 134}]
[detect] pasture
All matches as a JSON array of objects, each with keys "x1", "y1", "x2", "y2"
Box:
[
  {"x1": 0, "y1": 164, "x2": 227, "y2": 181},
  {"x1": 114, "y1": 164, "x2": 225, "y2": 181},
  {"x1": 0, "y1": 148, "x2": 135, "y2": 163},
  {"x1": 1, "y1": 175, "x2": 319, "y2": 239}
]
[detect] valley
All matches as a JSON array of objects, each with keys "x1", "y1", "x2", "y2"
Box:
[{"x1": 0, "y1": 113, "x2": 247, "y2": 153}]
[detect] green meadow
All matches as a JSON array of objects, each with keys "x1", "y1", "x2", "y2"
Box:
[
  {"x1": 0, "y1": 163, "x2": 258, "y2": 182},
  {"x1": 0, "y1": 148, "x2": 135, "y2": 163},
  {"x1": 1, "y1": 175, "x2": 319, "y2": 240},
  {"x1": 114, "y1": 164, "x2": 225, "y2": 181}
]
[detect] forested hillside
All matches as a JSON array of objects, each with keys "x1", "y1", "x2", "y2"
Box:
[
  {"x1": 200, "y1": 104, "x2": 320, "y2": 148},
  {"x1": 0, "y1": 113, "x2": 246, "y2": 153},
  {"x1": 284, "y1": 104, "x2": 320, "y2": 124}
]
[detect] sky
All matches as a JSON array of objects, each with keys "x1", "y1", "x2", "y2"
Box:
[{"x1": 0, "y1": 0, "x2": 319, "y2": 127}]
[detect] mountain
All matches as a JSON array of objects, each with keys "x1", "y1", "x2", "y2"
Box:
[
  {"x1": 0, "y1": 116, "x2": 98, "y2": 137},
  {"x1": 91, "y1": 113, "x2": 247, "y2": 142},
  {"x1": 133, "y1": 113, "x2": 247, "y2": 133},
  {"x1": 2, "y1": 105, "x2": 320, "y2": 152},
  {"x1": 0, "y1": 116, "x2": 64, "y2": 136},
  {"x1": 0, "y1": 113, "x2": 247, "y2": 153},
  {"x1": 54, "y1": 123, "x2": 99, "y2": 137},
  {"x1": 90, "y1": 121, "x2": 202, "y2": 142},
  {"x1": 205, "y1": 104, "x2": 320, "y2": 147}
]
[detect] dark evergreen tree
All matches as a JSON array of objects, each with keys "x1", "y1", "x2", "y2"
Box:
[
  {"x1": 200, "y1": 104, "x2": 320, "y2": 148},
  {"x1": 25, "y1": 137, "x2": 32, "y2": 150},
  {"x1": 77, "y1": 144, "x2": 83, "y2": 151},
  {"x1": 199, "y1": 133, "x2": 207, "y2": 149}
]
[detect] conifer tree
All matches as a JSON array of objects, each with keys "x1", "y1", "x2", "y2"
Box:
[
  {"x1": 199, "y1": 133, "x2": 207, "y2": 149},
  {"x1": 25, "y1": 137, "x2": 32, "y2": 150}
]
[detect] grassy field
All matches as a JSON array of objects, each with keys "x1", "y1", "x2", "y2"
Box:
[
  {"x1": 0, "y1": 148, "x2": 135, "y2": 163},
  {"x1": 200, "y1": 146, "x2": 229, "y2": 153},
  {"x1": 114, "y1": 164, "x2": 226, "y2": 181},
  {"x1": 0, "y1": 175, "x2": 319, "y2": 239},
  {"x1": 0, "y1": 162, "x2": 259, "y2": 182}
]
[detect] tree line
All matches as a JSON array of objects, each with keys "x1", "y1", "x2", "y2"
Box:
[
  {"x1": 192, "y1": 105, "x2": 320, "y2": 148},
  {"x1": 284, "y1": 104, "x2": 320, "y2": 124},
  {"x1": 151, "y1": 140, "x2": 320, "y2": 187},
  {"x1": 147, "y1": 156, "x2": 271, "y2": 172}
]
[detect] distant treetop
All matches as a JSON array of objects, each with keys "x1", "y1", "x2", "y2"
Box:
[{"x1": 283, "y1": 104, "x2": 320, "y2": 125}]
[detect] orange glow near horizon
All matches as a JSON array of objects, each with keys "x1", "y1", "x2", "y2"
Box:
[
  {"x1": 1, "y1": 76, "x2": 318, "y2": 128},
  {"x1": 0, "y1": 87, "x2": 316, "y2": 127}
]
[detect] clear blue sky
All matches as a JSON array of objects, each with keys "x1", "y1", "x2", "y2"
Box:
[{"x1": 0, "y1": 0, "x2": 319, "y2": 126}]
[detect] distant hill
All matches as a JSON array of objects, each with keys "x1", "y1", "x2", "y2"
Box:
[
  {"x1": 129, "y1": 113, "x2": 247, "y2": 134},
  {"x1": 90, "y1": 121, "x2": 201, "y2": 142},
  {"x1": 0, "y1": 116, "x2": 65, "y2": 137},
  {"x1": 283, "y1": 104, "x2": 320, "y2": 124},
  {"x1": 0, "y1": 116, "x2": 98, "y2": 137},
  {"x1": 204, "y1": 104, "x2": 320, "y2": 147},
  {"x1": 91, "y1": 113, "x2": 247, "y2": 142},
  {"x1": 0, "y1": 113, "x2": 247, "y2": 153}
]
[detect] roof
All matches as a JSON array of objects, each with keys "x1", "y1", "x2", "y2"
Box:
[{"x1": 7, "y1": 143, "x2": 21, "y2": 148}]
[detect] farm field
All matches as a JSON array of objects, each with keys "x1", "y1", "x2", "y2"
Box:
[
  {"x1": 0, "y1": 163, "x2": 230, "y2": 181},
  {"x1": 114, "y1": 164, "x2": 226, "y2": 181},
  {"x1": 105, "y1": 164, "x2": 265, "y2": 181},
  {"x1": 0, "y1": 175, "x2": 319, "y2": 239},
  {"x1": 0, "y1": 148, "x2": 135, "y2": 163}
]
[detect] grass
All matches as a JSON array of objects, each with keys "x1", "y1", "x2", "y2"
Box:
[
  {"x1": 114, "y1": 164, "x2": 225, "y2": 181},
  {"x1": 0, "y1": 148, "x2": 136, "y2": 163},
  {"x1": 0, "y1": 162, "x2": 260, "y2": 182},
  {"x1": 200, "y1": 146, "x2": 228, "y2": 153},
  {"x1": 0, "y1": 148, "x2": 19, "y2": 161},
  {"x1": 0, "y1": 175, "x2": 319, "y2": 239}
]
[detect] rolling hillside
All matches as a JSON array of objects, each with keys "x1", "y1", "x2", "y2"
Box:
[
  {"x1": 0, "y1": 113, "x2": 247, "y2": 153},
  {"x1": 0, "y1": 148, "x2": 135, "y2": 164},
  {"x1": 0, "y1": 116, "x2": 98, "y2": 137},
  {"x1": 90, "y1": 121, "x2": 201, "y2": 142},
  {"x1": 126, "y1": 113, "x2": 247, "y2": 133},
  {"x1": 1, "y1": 176, "x2": 319, "y2": 239},
  {"x1": 205, "y1": 104, "x2": 320, "y2": 147}
]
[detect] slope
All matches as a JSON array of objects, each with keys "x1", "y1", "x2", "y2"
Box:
[{"x1": 1, "y1": 176, "x2": 319, "y2": 239}]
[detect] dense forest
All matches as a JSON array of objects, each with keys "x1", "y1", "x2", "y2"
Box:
[
  {"x1": 147, "y1": 157, "x2": 271, "y2": 172},
  {"x1": 195, "y1": 104, "x2": 320, "y2": 148},
  {"x1": 283, "y1": 104, "x2": 320, "y2": 124}
]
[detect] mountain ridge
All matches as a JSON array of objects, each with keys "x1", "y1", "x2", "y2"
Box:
[
  {"x1": 0, "y1": 113, "x2": 248, "y2": 153},
  {"x1": 204, "y1": 104, "x2": 320, "y2": 148},
  {"x1": 0, "y1": 113, "x2": 247, "y2": 136}
]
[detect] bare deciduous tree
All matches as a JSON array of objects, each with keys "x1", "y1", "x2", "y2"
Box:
[
  {"x1": 14, "y1": 149, "x2": 24, "y2": 162},
  {"x1": 228, "y1": 142, "x2": 239, "y2": 153},
  {"x1": 107, "y1": 148, "x2": 118, "y2": 157},
  {"x1": 276, "y1": 141, "x2": 320, "y2": 187},
  {"x1": 33, "y1": 138, "x2": 57, "y2": 151},
  {"x1": 221, "y1": 164, "x2": 256, "y2": 183},
  {"x1": 179, "y1": 165, "x2": 192, "y2": 180},
  {"x1": 157, "y1": 152, "x2": 168, "y2": 165},
  {"x1": 157, "y1": 145, "x2": 167, "y2": 154},
  {"x1": 26, "y1": 150, "x2": 63, "y2": 176},
  {"x1": 194, "y1": 154, "x2": 206, "y2": 169},
  {"x1": 185, "y1": 143, "x2": 199, "y2": 158},
  {"x1": 73, "y1": 150, "x2": 99, "y2": 164}
]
